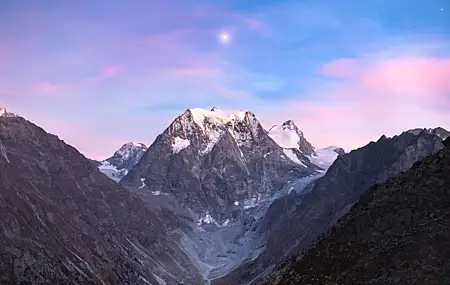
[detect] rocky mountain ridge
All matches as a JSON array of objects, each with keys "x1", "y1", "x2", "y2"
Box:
[
  {"x1": 264, "y1": 136, "x2": 450, "y2": 285},
  {"x1": 213, "y1": 129, "x2": 448, "y2": 285},
  {"x1": 0, "y1": 115, "x2": 202, "y2": 285},
  {"x1": 96, "y1": 142, "x2": 147, "y2": 182}
]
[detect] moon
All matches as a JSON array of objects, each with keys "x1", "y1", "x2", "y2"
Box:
[{"x1": 217, "y1": 31, "x2": 232, "y2": 45}]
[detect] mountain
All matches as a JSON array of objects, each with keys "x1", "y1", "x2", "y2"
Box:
[
  {"x1": 0, "y1": 115, "x2": 203, "y2": 284},
  {"x1": 268, "y1": 120, "x2": 315, "y2": 155},
  {"x1": 213, "y1": 129, "x2": 447, "y2": 285},
  {"x1": 268, "y1": 120, "x2": 343, "y2": 170},
  {"x1": 121, "y1": 108, "x2": 318, "y2": 221},
  {"x1": 408, "y1": 127, "x2": 450, "y2": 139},
  {"x1": 96, "y1": 142, "x2": 147, "y2": 182},
  {"x1": 264, "y1": 136, "x2": 450, "y2": 285},
  {"x1": 0, "y1": 107, "x2": 17, "y2": 118}
]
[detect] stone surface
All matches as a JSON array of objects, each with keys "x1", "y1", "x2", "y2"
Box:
[
  {"x1": 264, "y1": 137, "x2": 450, "y2": 285},
  {"x1": 0, "y1": 116, "x2": 202, "y2": 285},
  {"x1": 214, "y1": 130, "x2": 446, "y2": 285}
]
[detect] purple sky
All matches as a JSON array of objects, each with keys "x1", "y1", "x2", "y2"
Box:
[{"x1": 1, "y1": 0, "x2": 450, "y2": 159}]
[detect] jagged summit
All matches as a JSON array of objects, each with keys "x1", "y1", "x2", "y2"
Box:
[
  {"x1": 97, "y1": 142, "x2": 147, "y2": 182},
  {"x1": 408, "y1": 127, "x2": 449, "y2": 139},
  {"x1": 268, "y1": 119, "x2": 315, "y2": 156},
  {"x1": 0, "y1": 107, "x2": 17, "y2": 117},
  {"x1": 187, "y1": 107, "x2": 251, "y2": 130}
]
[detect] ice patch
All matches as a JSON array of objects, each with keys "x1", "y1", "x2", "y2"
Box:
[
  {"x1": 308, "y1": 146, "x2": 339, "y2": 170},
  {"x1": 283, "y1": 149, "x2": 307, "y2": 167},
  {"x1": 98, "y1": 161, "x2": 121, "y2": 182},
  {"x1": 172, "y1": 137, "x2": 190, "y2": 154}
]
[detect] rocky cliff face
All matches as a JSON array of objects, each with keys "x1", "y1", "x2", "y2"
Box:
[
  {"x1": 0, "y1": 116, "x2": 202, "y2": 285},
  {"x1": 264, "y1": 136, "x2": 450, "y2": 285},
  {"x1": 96, "y1": 142, "x2": 147, "y2": 182},
  {"x1": 121, "y1": 108, "x2": 318, "y2": 222},
  {"x1": 213, "y1": 129, "x2": 446, "y2": 285}
]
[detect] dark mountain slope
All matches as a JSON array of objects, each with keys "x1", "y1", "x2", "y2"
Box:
[
  {"x1": 0, "y1": 116, "x2": 201, "y2": 285},
  {"x1": 214, "y1": 130, "x2": 446, "y2": 284},
  {"x1": 264, "y1": 137, "x2": 450, "y2": 285}
]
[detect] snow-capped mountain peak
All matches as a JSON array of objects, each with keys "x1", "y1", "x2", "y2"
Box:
[
  {"x1": 189, "y1": 107, "x2": 248, "y2": 131},
  {"x1": 170, "y1": 107, "x2": 260, "y2": 155},
  {"x1": 268, "y1": 120, "x2": 310, "y2": 152},
  {"x1": 97, "y1": 142, "x2": 147, "y2": 182},
  {"x1": 0, "y1": 107, "x2": 17, "y2": 117}
]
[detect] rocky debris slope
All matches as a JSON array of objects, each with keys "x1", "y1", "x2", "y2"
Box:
[
  {"x1": 264, "y1": 136, "x2": 450, "y2": 285},
  {"x1": 0, "y1": 116, "x2": 202, "y2": 285},
  {"x1": 121, "y1": 108, "x2": 319, "y2": 223},
  {"x1": 95, "y1": 142, "x2": 147, "y2": 182},
  {"x1": 213, "y1": 129, "x2": 447, "y2": 285}
]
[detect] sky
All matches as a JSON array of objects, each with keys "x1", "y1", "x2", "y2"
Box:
[{"x1": 1, "y1": 0, "x2": 450, "y2": 159}]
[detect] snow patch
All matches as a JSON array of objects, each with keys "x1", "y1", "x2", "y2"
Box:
[
  {"x1": 0, "y1": 143, "x2": 10, "y2": 163},
  {"x1": 234, "y1": 201, "x2": 239, "y2": 206},
  {"x1": 308, "y1": 146, "x2": 339, "y2": 170},
  {"x1": 268, "y1": 123, "x2": 301, "y2": 149},
  {"x1": 197, "y1": 212, "x2": 220, "y2": 227},
  {"x1": 139, "y1": 178, "x2": 146, "y2": 189},
  {"x1": 172, "y1": 137, "x2": 190, "y2": 154},
  {"x1": 152, "y1": 274, "x2": 167, "y2": 285},
  {"x1": 98, "y1": 161, "x2": 121, "y2": 182},
  {"x1": 283, "y1": 149, "x2": 307, "y2": 167},
  {"x1": 222, "y1": 219, "x2": 230, "y2": 227},
  {"x1": 190, "y1": 108, "x2": 246, "y2": 131}
]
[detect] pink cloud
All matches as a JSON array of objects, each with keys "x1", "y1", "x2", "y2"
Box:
[
  {"x1": 100, "y1": 65, "x2": 121, "y2": 78},
  {"x1": 32, "y1": 82, "x2": 60, "y2": 94},
  {"x1": 319, "y1": 57, "x2": 450, "y2": 97},
  {"x1": 258, "y1": 56, "x2": 450, "y2": 151},
  {"x1": 167, "y1": 66, "x2": 224, "y2": 77}
]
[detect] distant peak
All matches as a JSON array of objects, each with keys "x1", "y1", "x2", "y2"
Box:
[
  {"x1": 0, "y1": 107, "x2": 17, "y2": 117},
  {"x1": 119, "y1": 142, "x2": 147, "y2": 150},
  {"x1": 211, "y1": 106, "x2": 218, "y2": 111},
  {"x1": 279, "y1": 119, "x2": 303, "y2": 137},
  {"x1": 282, "y1": 120, "x2": 295, "y2": 127}
]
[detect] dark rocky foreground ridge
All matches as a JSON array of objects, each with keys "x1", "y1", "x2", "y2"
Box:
[
  {"x1": 264, "y1": 137, "x2": 450, "y2": 285},
  {"x1": 214, "y1": 129, "x2": 447, "y2": 284},
  {"x1": 0, "y1": 116, "x2": 201, "y2": 284}
]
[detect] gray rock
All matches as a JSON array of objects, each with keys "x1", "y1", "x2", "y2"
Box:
[
  {"x1": 214, "y1": 129, "x2": 447, "y2": 285},
  {"x1": 0, "y1": 116, "x2": 202, "y2": 285},
  {"x1": 264, "y1": 138, "x2": 450, "y2": 285}
]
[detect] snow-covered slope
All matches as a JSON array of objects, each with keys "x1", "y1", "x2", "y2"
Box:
[
  {"x1": 309, "y1": 146, "x2": 345, "y2": 171},
  {"x1": 269, "y1": 120, "x2": 343, "y2": 170},
  {"x1": 268, "y1": 120, "x2": 315, "y2": 155},
  {"x1": 97, "y1": 142, "x2": 147, "y2": 182}
]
